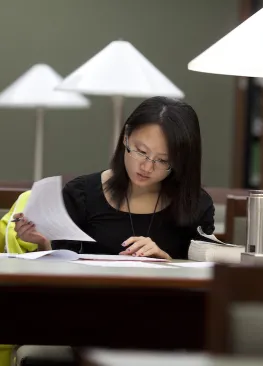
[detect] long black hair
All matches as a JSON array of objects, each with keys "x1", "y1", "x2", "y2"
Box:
[{"x1": 105, "y1": 96, "x2": 202, "y2": 226}]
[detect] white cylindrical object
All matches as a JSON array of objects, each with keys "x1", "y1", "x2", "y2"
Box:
[{"x1": 246, "y1": 190, "x2": 263, "y2": 254}]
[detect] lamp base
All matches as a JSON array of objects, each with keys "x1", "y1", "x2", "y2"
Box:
[{"x1": 241, "y1": 252, "x2": 263, "y2": 265}]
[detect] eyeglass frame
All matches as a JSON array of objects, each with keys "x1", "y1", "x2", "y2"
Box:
[{"x1": 124, "y1": 137, "x2": 171, "y2": 172}]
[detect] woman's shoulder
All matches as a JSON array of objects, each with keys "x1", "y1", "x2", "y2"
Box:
[
  {"x1": 197, "y1": 188, "x2": 215, "y2": 218},
  {"x1": 194, "y1": 188, "x2": 215, "y2": 234},
  {"x1": 198, "y1": 188, "x2": 214, "y2": 217},
  {"x1": 63, "y1": 171, "x2": 103, "y2": 195},
  {"x1": 200, "y1": 187, "x2": 214, "y2": 207}
]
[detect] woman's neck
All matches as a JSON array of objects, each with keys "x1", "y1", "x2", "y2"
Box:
[
  {"x1": 129, "y1": 182, "x2": 161, "y2": 198},
  {"x1": 102, "y1": 169, "x2": 161, "y2": 199}
]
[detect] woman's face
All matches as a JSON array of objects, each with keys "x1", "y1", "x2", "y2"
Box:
[{"x1": 124, "y1": 124, "x2": 171, "y2": 189}]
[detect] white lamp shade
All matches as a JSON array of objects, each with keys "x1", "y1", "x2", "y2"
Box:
[
  {"x1": 0, "y1": 64, "x2": 90, "y2": 109},
  {"x1": 188, "y1": 8, "x2": 263, "y2": 78},
  {"x1": 57, "y1": 40, "x2": 184, "y2": 98}
]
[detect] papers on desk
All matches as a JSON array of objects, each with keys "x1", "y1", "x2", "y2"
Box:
[
  {"x1": 0, "y1": 250, "x2": 78, "y2": 261},
  {"x1": 0, "y1": 249, "x2": 169, "y2": 262},
  {"x1": 23, "y1": 176, "x2": 95, "y2": 241},
  {"x1": 71, "y1": 260, "x2": 169, "y2": 268},
  {"x1": 78, "y1": 254, "x2": 168, "y2": 262},
  {"x1": 0, "y1": 249, "x2": 213, "y2": 268}
]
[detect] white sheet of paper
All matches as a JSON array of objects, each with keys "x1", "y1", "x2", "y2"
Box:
[
  {"x1": 23, "y1": 176, "x2": 95, "y2": 241},
  {"x1": 71, "y1": 260, "x2": 169, "y2": 268},
  {"x1": 78, "y1": 254, "x2": 168, "y2": 262},
  {"x1": 0, "y1": 250, "x2": 79, "y2": 261}
]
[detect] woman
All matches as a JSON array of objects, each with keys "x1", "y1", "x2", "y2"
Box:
[{"x1": 13, "y1": 96, "x2": 215, "y2": 259}]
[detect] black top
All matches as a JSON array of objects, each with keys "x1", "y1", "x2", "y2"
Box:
[{"x1": 52, "y1": 172, "x2": 215, "y2": 259}]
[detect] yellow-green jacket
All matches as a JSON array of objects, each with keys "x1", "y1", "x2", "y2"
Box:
[
  {"x1": 0, "y1": 190, "x2": 36, "y2": 366},
  {"x1": 0, "y1": 190, "x2": 37, "y2": 254}
]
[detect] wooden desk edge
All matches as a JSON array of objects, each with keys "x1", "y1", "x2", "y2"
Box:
[{"x1": 0, "y1": 273, "x2": 211, "y2": 289}]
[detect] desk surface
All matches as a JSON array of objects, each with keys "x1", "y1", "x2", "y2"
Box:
[
  {"x1": 0, "y1": 258, "x2": 212, "y2": 289},
  {"x1": 82, "y1": 350, "x2": 263, "y2": 366}
]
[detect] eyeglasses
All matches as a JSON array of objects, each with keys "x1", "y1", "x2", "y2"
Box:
[{"x1": 125, "y1": 139, "x2": 171, "y2": 171}]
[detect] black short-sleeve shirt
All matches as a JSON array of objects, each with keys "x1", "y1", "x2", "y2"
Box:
[{"x1": 52, "y1": 172, "x2": 215, "y2": 259}]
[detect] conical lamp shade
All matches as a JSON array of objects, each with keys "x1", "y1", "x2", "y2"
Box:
[
  {"x1": 57, "y1": 40, "x2": 184, "y2": 98},
  {"x1": 0, "y1": 64, "x2": 90, "y2": 108},
  {"x1": 188, "y1": 8, "x2": 263, "y2": 77}
]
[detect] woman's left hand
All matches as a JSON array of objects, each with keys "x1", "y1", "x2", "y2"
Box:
[{"x1": 119, "y1": 236, "x2": 171, "y2": 260}]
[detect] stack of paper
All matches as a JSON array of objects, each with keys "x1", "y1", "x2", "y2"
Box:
[{"x1": 189, "y1": 227, "x2": 245, "y2": 263}]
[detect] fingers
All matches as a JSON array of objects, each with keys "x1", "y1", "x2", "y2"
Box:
[
  {"x1": 14, "y1": 217, "x2": 28, "y2": 232},
  {"x1": 121, "y1": 236, "x2": 143, "y2": 247},
  {"x1": 13, "y1": 213, "x2": 24, "y2": 219},
  {"x1": 120, "y1": 237, "x2": 151, "y2": 256},
  {"x1": 141, "y1": 248, "x2": 156, "y2": 257},
  {"x1": 11, "y1": 213, "x2": 24, "y2": 222},
  {"x1": 119, "y1": 241, "x2": 144, "y2": 255},
  {"x1": 135, "y1": 243, "x2": 152, "y2": 257},
  {"x1": 17, "y1": 222, "x2": 35, "y2": 238},
  {"x1": 120, "y1": 236, "x2": 161, "y2": 257},
  {"x1": 14, "y1": 216, "x2": 35, "y2": 239}
]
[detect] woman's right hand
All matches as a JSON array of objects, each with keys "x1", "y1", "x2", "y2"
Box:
[{"x1": 13, "y1": 213, "x2": 51, "y2": 250}]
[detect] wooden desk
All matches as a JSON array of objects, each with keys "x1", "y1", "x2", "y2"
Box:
[{"x1": 0, "y1": 259, "x2": 212, "y2": 351}]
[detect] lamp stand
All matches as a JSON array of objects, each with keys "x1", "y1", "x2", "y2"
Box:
[
  {"x1": 33, "y1": 108, "x2": 45, "y2": 181},
  {"x1": 112, "y1": 95, "x2": 124, "y2": 152}
]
